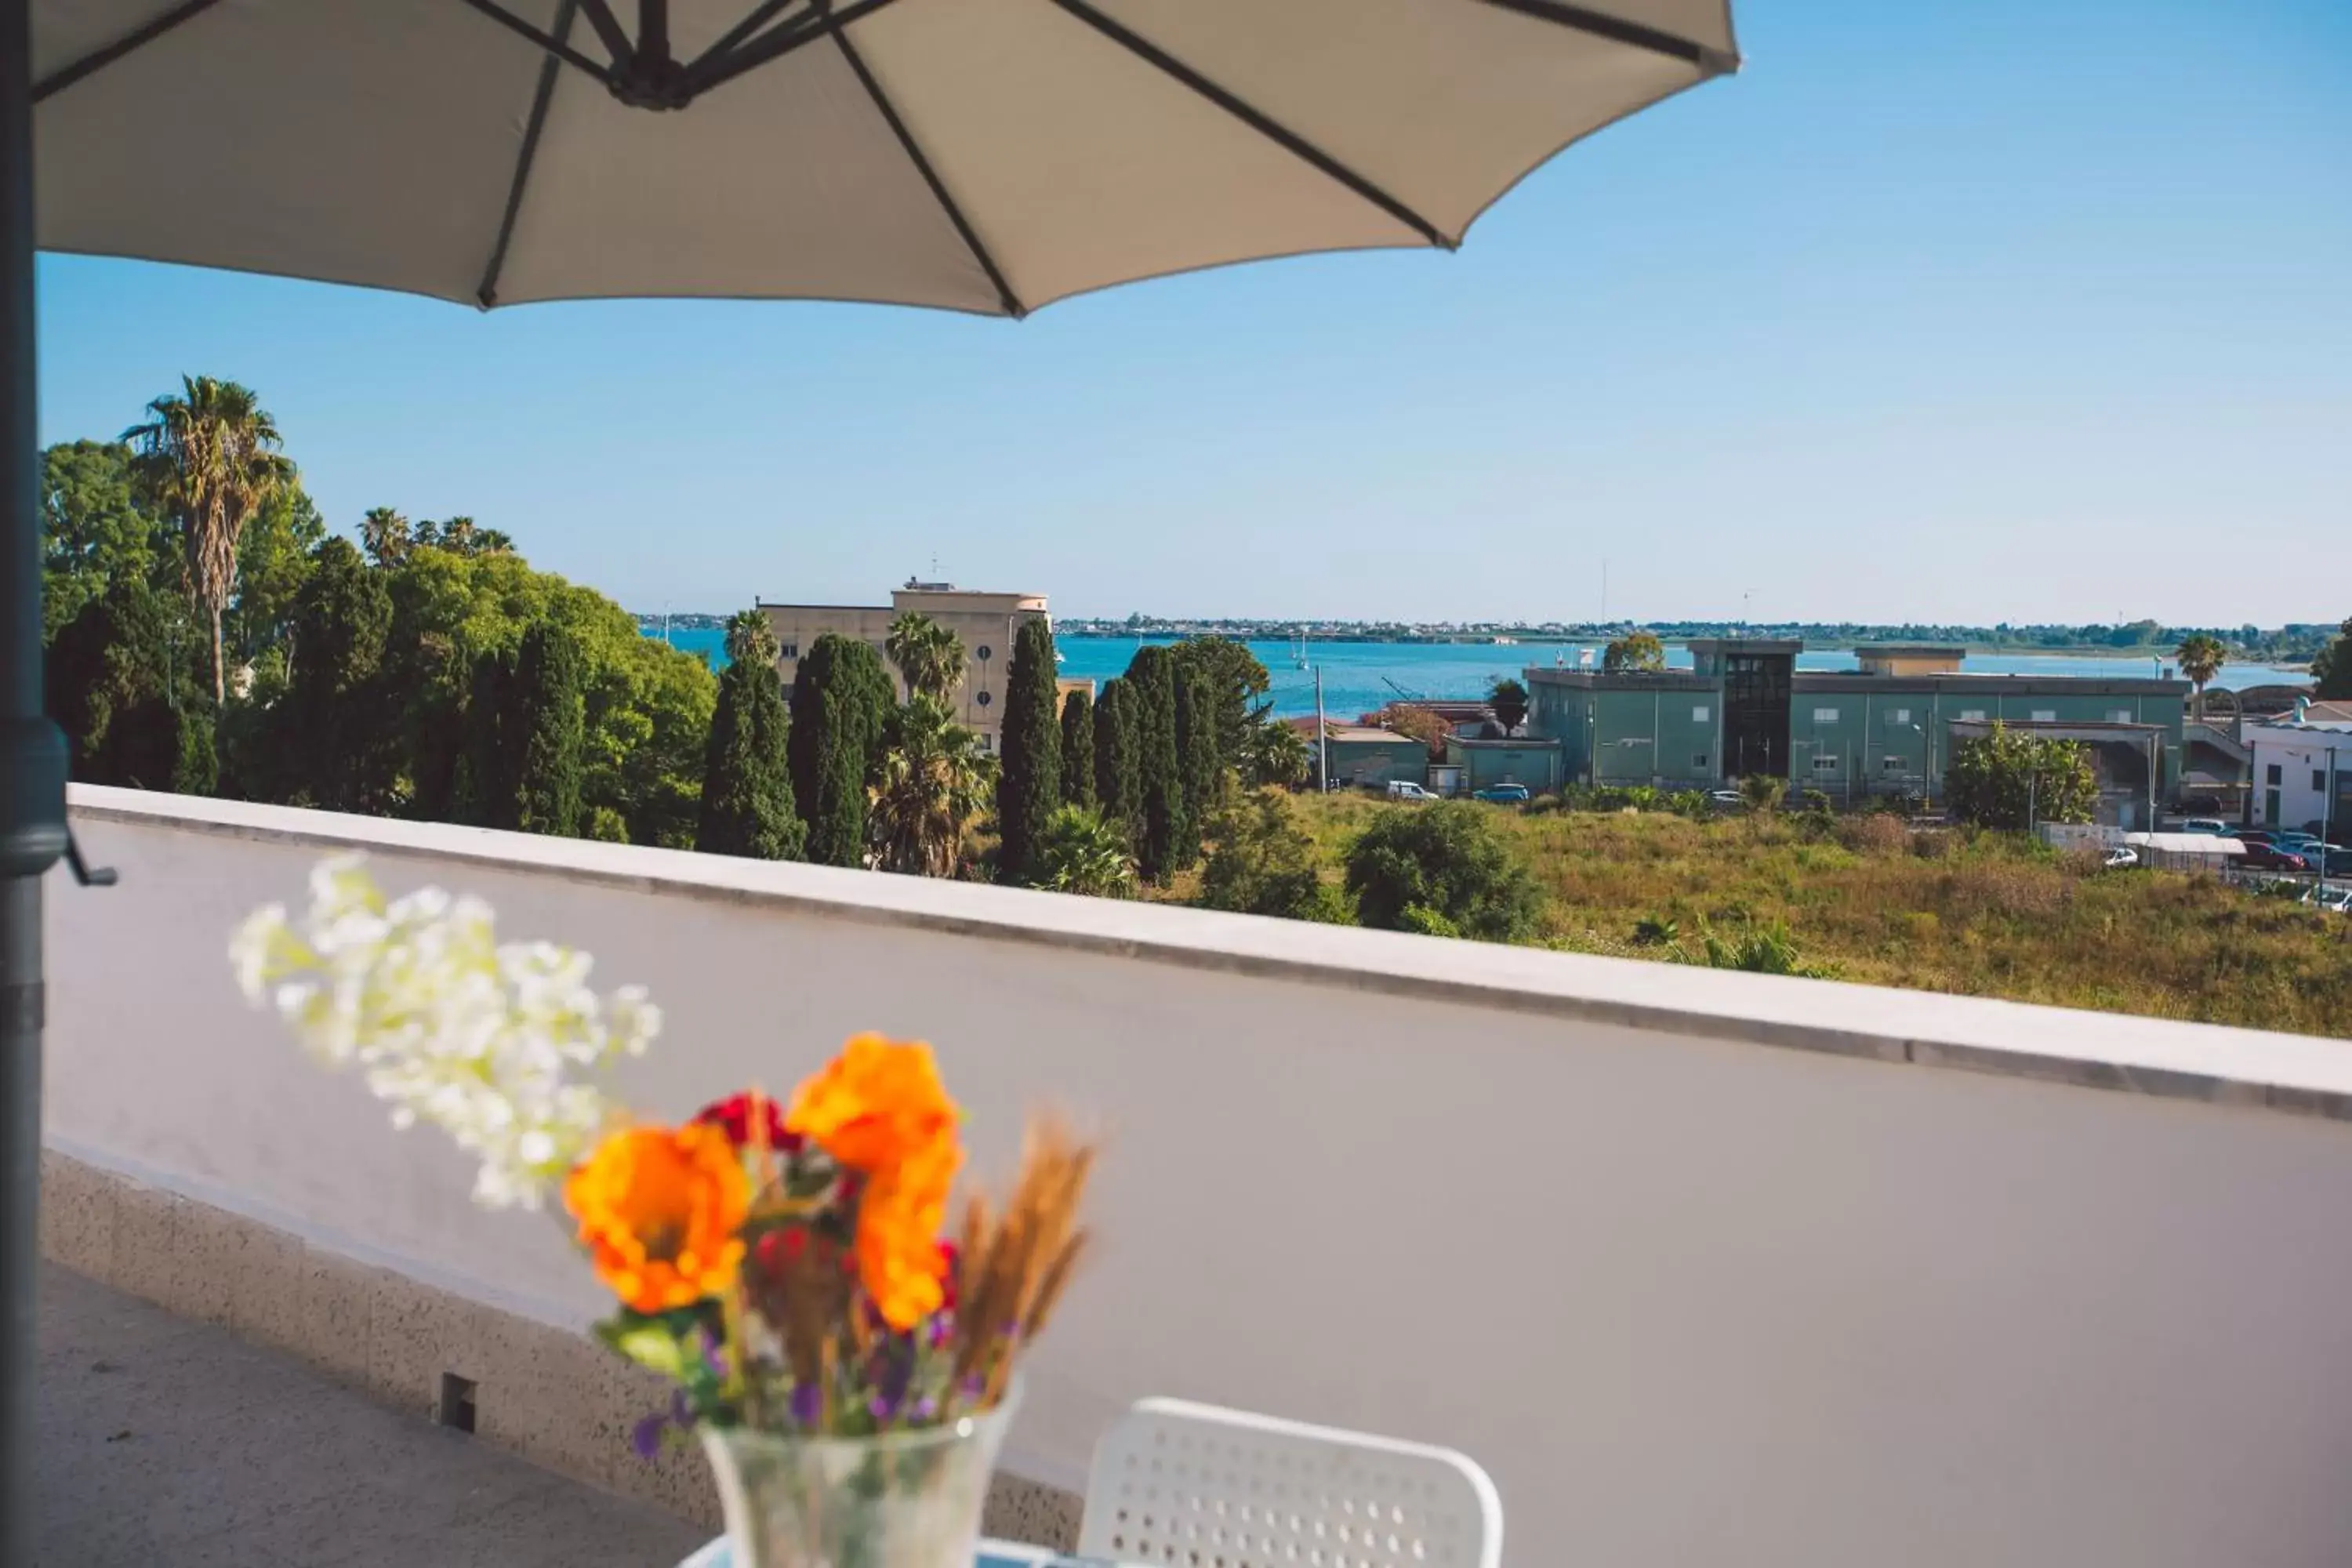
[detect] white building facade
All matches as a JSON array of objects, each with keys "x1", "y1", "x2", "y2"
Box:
[{"x1": 2245, "y1": 715, "x2": 2352, "y2": 834}]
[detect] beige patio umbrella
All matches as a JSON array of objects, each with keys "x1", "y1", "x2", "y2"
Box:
[{"x1": 0, "y1": 0, "x2": 1737, "y2": 1551}]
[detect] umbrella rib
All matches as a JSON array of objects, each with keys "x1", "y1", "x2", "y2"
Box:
[
  {"x1": 573, "y1": 0, "x2": 638, "y2": 67},
  {"x1": 830, "y1": 30, "x2": 1026, "y2": 319},
  {"x1": 477, "y1": 0, "x2": 579, "y2": 307},
  {"x1": 33, "y1": 0, "x2": 226, "y2": 104},
  {"x1": 686, "y1": 0, "x2": 907, "y2": 97},
  {"x1": 456, "y1": 0, "x2": 620, "y2": 87},
  {"x1": 1047, "y1": 0, "x2": 1453, "y2": 250},
  {"x1": 688, "y1": 0, "x2": 804, "y2": 76},
  {"x1": 1470, "y1": 0, "x2": 1737, "y2": 75}
]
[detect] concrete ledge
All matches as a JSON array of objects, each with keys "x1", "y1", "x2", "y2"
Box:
[
  {"x1": 67, "y1": 783, "x2": 2352, "y2": 1119},
  {"x1": 38, "y1": 1149, "x2": 1083, "y2": 1552}
]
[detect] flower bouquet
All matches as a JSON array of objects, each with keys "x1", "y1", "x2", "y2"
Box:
[{"x1": 234, "y1": 857, "x2": 1094, "y2": 1568}]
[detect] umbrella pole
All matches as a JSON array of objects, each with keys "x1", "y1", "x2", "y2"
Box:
[{"x1": 0, "y1": 2, "x2": 65, "y2": 1560}]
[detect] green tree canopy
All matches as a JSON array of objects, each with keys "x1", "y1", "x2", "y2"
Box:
[
  {"x1": 41, "y1": 439, "x2": 169, "y2": 641},
  {"x1": 1033, "y1": 804, "x2": 1135, "y2": 898},
  {"x1": 995, "y1": 616, "x2": 1063, "y2": 885},
  {"x1": 470, "y1": 620, "x2": 586, "y2": 837},
  {"x1": 1126, "y1": 644, "x2": 1183, "y2": 880},
  {"x1": 1170, "y1": 635, "x2": 1272, "y2": 764},
  {"x1": 1943, "y1": 723, "x2": 2098, "y2": 829},
  {"x1": 1093, "y1": 677, "x2": 1142, "y2": 841},
  {"x1": 1238, "y1": 717, "x2": 1309, "y2": 789},
  {"x1": 2173, "y1": 633, "x2": 2226, "y2": 717},
  {"x1": 1344, "y1": 801, "x2": 1541, "y2": 941},
  {"x1": 697, "y1": 611, "x2": 804, "y2": 861},
  {"x1": 222, "y1": 481, "x2": 325, "y2": 680},
  {"x1": 1173, "y1": 668, "x2": 1218, "y2": 870},
  {"x1": 45, "y1": 577, "x2": 214, "y2": 794},
  {"x1": 789, "y1": 632, "x2": 893, "y2": 867},
  {"x1": 869, "y1": 693, "x2": 994, "y2": 878},
  {"x1": 2311, "y1": 618, "x2": 2352, "y2": 701},
  {"x1": 1488, "y1": 677, "x2": 1529, "y2": 734},
  {"x1": 1058, "y1": 688, "x2": 1096, "y2": 811},
  {"x1": 359, "y1": 506, "x2": 413, "y2": 568},
  {"x1": 252, "y1": 536, "x2": 394, "y2": 811},
  {"x1": 1201, "y1": 790, "x2": 1348, "y2": 922},
  {"x1": 1602, "y1": 630, "x2": 1667, "y2": 673},
  {"x1": 885, "y1": 612, "x2": 967, "y2": 704},
  {"x1": 125, "y1": 375, "x2": 293, "y2": 703}
]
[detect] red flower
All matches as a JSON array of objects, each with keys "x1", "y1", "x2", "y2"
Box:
[
  {"x1": 695, "y1": 1092, "x2": 802, "y2": 1153},
  {"x1": 937, "y1": 1241, "x2": 960, "y2": 1313}
]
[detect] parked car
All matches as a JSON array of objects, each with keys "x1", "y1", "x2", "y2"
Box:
[
  {"x1": 1708, "y1": 789, "x2": 1746, "y2": 809},
  {"x1": 2238, "y1": 841, "x2": 2311, "y2": 873},
  {"x1": 2303, "y1": 884, "x2": 2352, "y2": 913},
  {"x1": 2102, "y1": 846, "x2": 2140, "y2": 869},
  {"x1": 2310, "y1": 844, "x2": 2352, "y2": 875},
  {"x1": 1472, "y1": 783, "x2": 1530, "y2": 804},
  {"x1": 2179, "y1": 818, "x2": 2229, "y2": 836},
  {"x1": 1383, "y1": 780, "x2": 1438, "y2": 803}
]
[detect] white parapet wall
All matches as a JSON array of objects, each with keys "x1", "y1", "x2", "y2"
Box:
[{"x1": 47, "y1": 785, "x2": 2352, "y2": 1566}]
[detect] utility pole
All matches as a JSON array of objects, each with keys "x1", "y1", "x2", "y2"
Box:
[{"x1": 1314, "y1": 664, "x2": 1328, "y2": 793}]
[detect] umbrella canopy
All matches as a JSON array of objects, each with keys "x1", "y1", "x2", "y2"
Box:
[{"x1": 33, "y1": 0, "x2": 1736, "y2": 315}]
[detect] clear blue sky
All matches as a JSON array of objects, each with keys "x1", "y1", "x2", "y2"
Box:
[{"x1": 33, "y1": 0, "x2": 2351, "y2": 627}]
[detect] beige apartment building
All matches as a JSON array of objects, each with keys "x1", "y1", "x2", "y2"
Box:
[{"x1": 758, "y1": 582, "x2": 1048, "y2": 752}]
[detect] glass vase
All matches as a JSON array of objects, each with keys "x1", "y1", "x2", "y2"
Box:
[{"x1": 700, "y1": 1388, "x2": 1018, "y2": 1568}]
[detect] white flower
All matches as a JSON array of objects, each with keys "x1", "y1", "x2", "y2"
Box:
[{"x1": 229, "y1": 855, "x2": 663, "y2": 1209}]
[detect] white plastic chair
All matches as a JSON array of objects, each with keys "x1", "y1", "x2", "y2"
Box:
[{"x1": 1078, "y1": 1399, "x2": 1502, "y2": 1568}]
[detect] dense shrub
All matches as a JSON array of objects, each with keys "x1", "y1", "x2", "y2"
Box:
[{"x1": 1344, "y1": 802, "x2": 1540, "y2": 941}]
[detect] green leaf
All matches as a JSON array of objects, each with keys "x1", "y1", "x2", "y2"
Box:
[{"x1": 593, "y1": 1315, "x2": 686, "y2": 1379}]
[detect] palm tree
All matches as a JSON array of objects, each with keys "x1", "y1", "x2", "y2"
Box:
[
  {"x1": 125, "y1": 376, "x2": 292, "y2": 703},
  {"x1": 1033, "y1": 805, "x2": 1138, "y2": 898},
  {"x1": 724, "y1": 608, "x2": 775, "y2": 667},
  {"x1": 868, "y1": 695, "x2": 996, "y2": 877},
  {"x1": 2174, "y1": 633, "x2": 2226, "y2": 719},
  {"x1": 435, "y1": 516, "x2": 481, "y2": 554},
  {"x1": 885, "y1": 612, "x2": 967, "y2": 703},
  {"x1": 358, "y1": 506, "x2": 412, "y2": 568}
]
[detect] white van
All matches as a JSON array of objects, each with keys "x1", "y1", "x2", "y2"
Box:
[{"x1": 1384, "y1": 780, "x2": 1437, "y2": 803}]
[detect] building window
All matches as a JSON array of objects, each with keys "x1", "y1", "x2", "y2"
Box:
[
  {"x1": 777, "y1": 642, "x2": 798, "y2": 660},
  {"x1": 2109, "y1": 709, "x2": 2132, "y2": 724},
  {"x1": 1882, "y1": 756, "x2": 1905, "y2": 775},
  {"x1": 1693, "y1": 753, "x2": 1709, "y2": 770},
  {"x1": 975, "y1": 689, "x2": 993, "y2": 708},
  {"x1": 1958, "y1": 709, "x2": 1986, "y2": 722},
  {"x1": 2267, "y1": 764, "x2": 2283, "y2": 786},
  {"x1": 2030, "y1": 709, "x2": 2056, "y2": 722},
  {"x1": 1812, "y1": 753, "x2": 1839, "y2": 775},
  {"x1": 1812, "y1": 707, "x2": 1839, "y2": 723},
  {"x1": 2318, "y1": 769, "x2": 2329, "y2": 793},
  {"x1": 1692, "y1": 705, "x2": 1710, "y2": 723},
  {"x1": 1887, "y1": 707, "x2": 1911, "y2": 725}
]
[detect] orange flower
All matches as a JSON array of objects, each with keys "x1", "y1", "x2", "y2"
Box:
[
  {"x1": 564, "y1": 1123, "x2": 750, "y2": 1315},
  {"x1": 786, "y1": 1033, "x2": 960, "y2": 1173},
  {"x1": 856, "y1": 1134, "x2": 962, "y2": 1330},
  {"x1": 786, "y1": 1034, "x2": 963, "y2": 1330}
]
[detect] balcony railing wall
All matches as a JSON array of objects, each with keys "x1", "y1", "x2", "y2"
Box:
[{"x1": 47, "y1": 786, "x2": 2352, "y2": 1566}]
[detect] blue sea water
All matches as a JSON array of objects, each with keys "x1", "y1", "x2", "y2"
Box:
[{"x1": 645, "y1": 627, "x2": 2303, "y2": 723}]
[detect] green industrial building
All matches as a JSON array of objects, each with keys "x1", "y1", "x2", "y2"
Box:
[{"x1": 1526, "y1": 641, "x2": 2191, "y2": 826}]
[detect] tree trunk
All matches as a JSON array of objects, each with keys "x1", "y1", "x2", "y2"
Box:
[{"x1": 210, "y1": 606, "x2": 224, "y2": 706}]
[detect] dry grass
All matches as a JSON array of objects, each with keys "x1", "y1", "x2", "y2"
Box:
[{"x1": 1269, "y1": 794, "x2": 2352, "y2": 1039}]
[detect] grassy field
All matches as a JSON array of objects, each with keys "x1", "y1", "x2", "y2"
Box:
[{"x1": 1207, "y1": 793, "x2": 2352, "y2": 1038}]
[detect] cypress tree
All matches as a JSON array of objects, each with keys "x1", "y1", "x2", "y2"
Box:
[
  {"x1": 1058, "y1": 688, "x2": 1095, "y2": 811},
  {"x1": 473, "y1": 621, "x2": 584, "y2": 835},
  {"x1": 698, "y1": 612, "x2": 804, "y2": 859},
  {"x1": 1093, "y1": 677, "x2": 1142, "y2": 841},
  {"x1": 791, "y1": 632, "x2": 891, "y2": 867},
  {"x1": 45, "y1": 576, "x2": 216, "y2": 795},
  {"x1": 1174, "y1": 669, "x2": 1218, "y2": 869},
  {"x1": 274, "y1": 537, "x2": 392, "y2": 811},
  {"x1": 1127, "y1": 644, "x2": 1181, "y2": 880},
  {"x1": 513, "y1": 622, "x2": 584, "y2": 836},
  {"x1": 995, "y1": 616, "x2": 1062, "y2": 885}
]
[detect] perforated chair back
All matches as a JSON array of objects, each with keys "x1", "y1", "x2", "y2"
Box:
[{"x1": 1077, "y1": 1398, "x2": 1502, "y2": 1568}]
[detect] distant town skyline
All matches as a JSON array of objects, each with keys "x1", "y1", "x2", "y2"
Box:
[{"x1": 34, "y1": 2, "x2": 2350, "y2": 627}]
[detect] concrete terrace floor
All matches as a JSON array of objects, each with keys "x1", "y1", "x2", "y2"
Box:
[{"x1": 34, "y1": 1266, "x2": 710, "y2": 1567}]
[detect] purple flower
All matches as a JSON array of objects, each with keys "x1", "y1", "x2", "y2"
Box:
[
  {"x1": 868, "y1": 1393, "x2": 897, "y2": 1422},
  {"x1": 912, "y1": 1396, "x2": 938, "y2": 1422},
  {"x1": 631, "y1": 1412, "x2": 668, "y2": 1461},
  {"x1": 789, "y1": 1382, "x2": 822, "y2": 1427}
]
